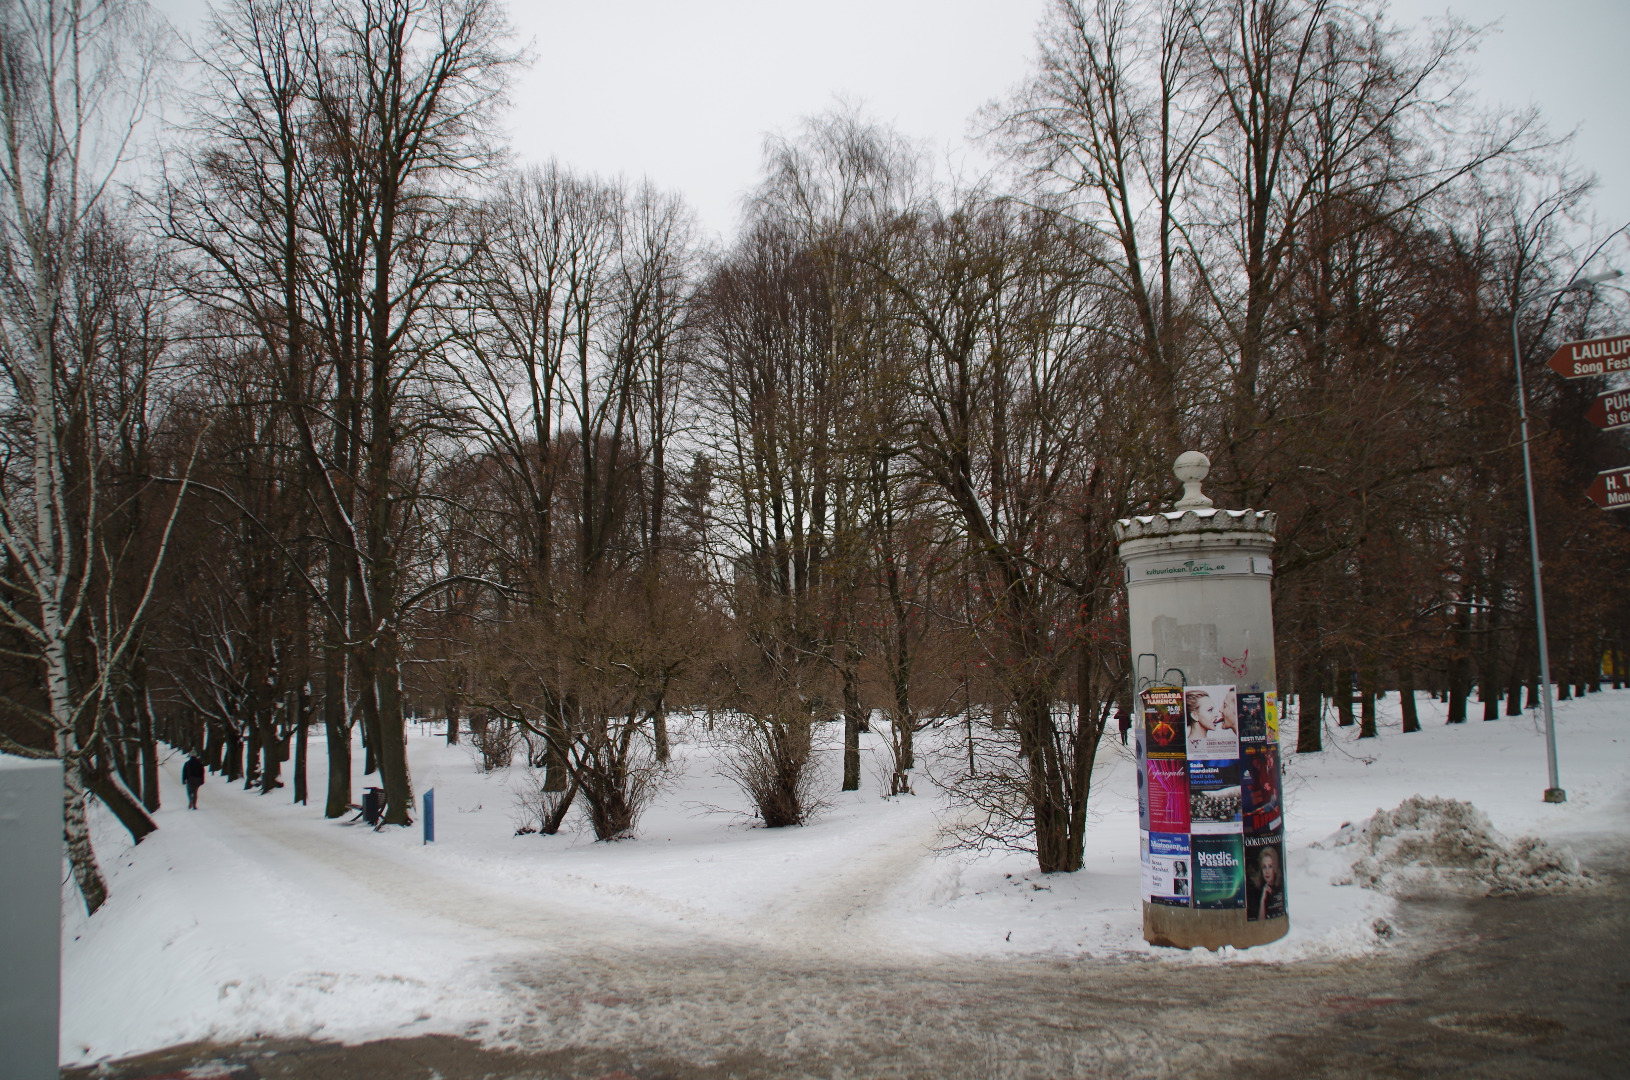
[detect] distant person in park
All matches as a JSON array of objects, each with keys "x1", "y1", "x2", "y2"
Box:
[
  {"x1": 182, "y1": 755, "x2": 205, "y2": 810},
  {"x1": 1116, "y1": 707, "x2": 1131, "y2": 745}
]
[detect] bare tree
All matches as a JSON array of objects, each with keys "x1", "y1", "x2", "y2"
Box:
[{"x1": 0, "y1": 0, "x2": 189, "y2": 913}]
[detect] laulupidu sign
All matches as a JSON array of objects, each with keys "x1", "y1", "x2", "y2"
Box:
[
  {"x1": 1549, "y1": 331, "x2": 1630, "y2": 510},
  {"x1": 1547, "y1": 332, "x2": 1630, "y2": 379}
]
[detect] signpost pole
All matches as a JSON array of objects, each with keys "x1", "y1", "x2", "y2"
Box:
[
  {"x1": 1512, "y1": 298, "x2": 1564, "y2": 803},
  {"x1": 1511, "y1": 267, "x2": 1621, "y2": 804}
]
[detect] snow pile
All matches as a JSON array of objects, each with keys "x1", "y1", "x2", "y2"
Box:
[{"x1": 1323, "y1": 796, "x2": 1593, "y2": 898}]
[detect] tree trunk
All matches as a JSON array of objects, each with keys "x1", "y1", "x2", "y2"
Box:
[
  {"x1": 1447, "y1": 681, "x2": 1469, "y2": 722},
  {"x1": 85, "y1": 765, "x2": 158, "y2": 844},
  {"x1": 1335, "y1": 661, "x2": 1355, "y2": 727},
  {"x1": 1398, "y1": 664, "x2": 1420, "y2": 733},
  {"x1": 1481, "y1": 631, "x2": 1502, "y2": 721},
  {"x1": 841, "y1": 656, "x2": 861, "y2": 792},
  {"x1": 1022, "y1": 692, "x2": 1072, "y2": 873},
  {"x1": 543, "y1": 690, "x2": 569, "y2": 793},
  {"x1": 371, "y1": 630, "x2": 414, "y2": 826},
  {"x1": 294, "y1": 712, "x2": 309, "y2": 806},
  {"x1": 244, "y1": 725, "x2": 261, "y2": 786},
  {"x1": 1505, "y1": 634, "x2": 1527, "y2": 716},
  {"x1": 63, "y1": 753, "x2": 107, "y2": 915},
  {"x1": 651, "y1": 692, "x2": 670, "y2": 765},
  {"x1": 1297, "y1": 660, "x2": 1324, "y2": 753},
  {"x1": 138, "y1": 693, "x2": 160, "y2": 812},
  {"x1": 1358, "y1": 652, "x2": 1377, "y2": 739}
]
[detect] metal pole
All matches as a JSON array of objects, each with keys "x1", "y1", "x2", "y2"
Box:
[{"x1": 1511, "y1": 298, "x2": 1565, "y2": 804}]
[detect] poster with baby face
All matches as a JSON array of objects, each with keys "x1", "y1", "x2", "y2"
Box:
[{"x1": 1184, "y1": 684, "x2": 1240, "y2": 759}]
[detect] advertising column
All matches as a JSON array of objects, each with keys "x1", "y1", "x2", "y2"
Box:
[{"x1": 1120, "y1": 452, "x2": 1287, "y2": 950}]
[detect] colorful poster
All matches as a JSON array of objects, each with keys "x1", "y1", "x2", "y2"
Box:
[
  {"x1": 1265, "y1": 692, "x2": 1280, "y2": 743},
  {"x1": 1140, "y1": 833, "x2": 1151, "y2": 900},
  {"x1": 1148, "y1": 758, "x2": 1190, "y2": 834},
  {"x1": 1245, "y1": 834, "x2": 1287, "y2": 921},
  {"x1": 1148, "y1": 832, "x2": 1192, "y2": 907},
  {"x1": 1192, "y1": 833, "x2": 1246, "y2": 909},
  {"x1": 1187, "y1": 759, "x2": 1242, "y2": 833},
  {"x1": 1142, "y1": 687, "x2": 1186, "y2": 757},
  {"x1": 1241, "y1": 744, "x2": 1282, "y2": 835},
  {"x1": 1237, "y1": 692, "x2": 1268, "y2": 742},
  {"x1": 1184, "y1": 684, "x2": 1239, "y2": 759},
  {"x1": 1137, "y1": 749, "x2": 1150, "y2": 832}
]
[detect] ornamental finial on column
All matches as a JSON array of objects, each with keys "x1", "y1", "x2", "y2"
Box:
[{"x1": 1172, "y1": 450, "x2": 1213, "y2": 510}]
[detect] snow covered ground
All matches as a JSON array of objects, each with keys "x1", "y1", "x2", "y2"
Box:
[{"x1": 60, "y1": 688, "x2": 1630, "y2": 1065}]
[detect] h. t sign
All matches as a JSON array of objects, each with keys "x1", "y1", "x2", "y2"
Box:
[{"x1": 1585, "y1": 466, "x2": 1630, "y2": 510}]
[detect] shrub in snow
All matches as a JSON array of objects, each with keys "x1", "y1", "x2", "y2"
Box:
[
  {"x1": 714, "y1": 707, "x2": 827, "y2": 827},
  {"x1": 574, "y1": 722, "x2": 667, "y2": 840},
  {"x1": 1322, "y1": 795, "x2": 1593, "y2": 898},
  {"x1": 466, "y1": 714, "x2": 517, "y2": 771}
]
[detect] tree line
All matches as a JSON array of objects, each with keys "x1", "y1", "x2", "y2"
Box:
[{"x1": 1, "y1": 0, "x2": 1625, "y2": 913}]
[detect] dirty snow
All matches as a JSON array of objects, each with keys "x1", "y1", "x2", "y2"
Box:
[
  {"x1": 54, "y1": 687, "x2": 1630, "y2": 1065},
  {"x1": 1321, "y1": 794, "x2": 1595, "y2": 897}
]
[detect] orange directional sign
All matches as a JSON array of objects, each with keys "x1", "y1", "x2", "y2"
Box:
[
  {"x1": 1585, "y1": 390, "x2": 1630, "y2": 431},
  {"x1": 1585, "y1": 466, "x2": 1630, "y2": 510},
  {"x1": 1548, "y1": 333, "x2": 1630, "y2": 379}
]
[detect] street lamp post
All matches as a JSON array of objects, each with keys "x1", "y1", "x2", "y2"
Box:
[{"x1": 1511, "y1": 267, "x2": 1622, "y2": 805}]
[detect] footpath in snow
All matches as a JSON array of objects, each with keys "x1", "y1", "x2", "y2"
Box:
[{"x1": 59, "y1": 688, "x2": 1630, "y2": 1065}]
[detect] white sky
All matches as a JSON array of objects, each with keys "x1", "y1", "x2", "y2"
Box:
[{"x1": 153, "y1": 0, "x2": 1629, "y2": 253}]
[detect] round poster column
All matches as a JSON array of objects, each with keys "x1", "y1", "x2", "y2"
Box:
[{"x1": 1116, "y1": 452, "x2": 1287, "y2": 950}]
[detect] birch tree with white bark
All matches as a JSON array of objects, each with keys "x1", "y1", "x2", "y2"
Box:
[{"x1": 0, "y1": 0, "x2": 186, "y2": 913}]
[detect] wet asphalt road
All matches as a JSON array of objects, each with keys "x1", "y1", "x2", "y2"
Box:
[{"x1": 63, "y1": 839, "x2": 1630, "y2": 1080}]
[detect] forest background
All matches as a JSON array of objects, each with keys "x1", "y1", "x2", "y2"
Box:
[{"x1": 1, "y1": 0, "x2": 1627, "y2": 914}]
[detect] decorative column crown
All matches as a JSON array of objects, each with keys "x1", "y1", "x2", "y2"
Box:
[
  {"x1": 1172, "y1": 450, "x2": 1213, "y2": 510},
  {"x1": 1113, "y1": 450, "x2": 1277, "y2": 543}
]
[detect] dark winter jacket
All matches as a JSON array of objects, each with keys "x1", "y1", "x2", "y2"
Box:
[{"x1": 182, "y1": 758, "x2": 205, "y2": 787}]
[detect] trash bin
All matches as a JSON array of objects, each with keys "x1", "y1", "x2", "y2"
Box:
[{"x1": 362, "y1": 787, "x2": 383, "y2": 826}]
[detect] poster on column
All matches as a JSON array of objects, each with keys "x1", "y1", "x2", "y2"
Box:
[
  {"x1": 1148, "y1": 832, "x2": 1192, "y2": 907},
  {"x1": 1142, "y1": 687, "x2": 1186, "y2": 757},
  {"x1": 1147, "y1": 758, "x2": 1190, "y2": 834},
  {"x1": 1237, "y1": 691, "x2": 1268, "y2": 742},
  {"x1": 1245, "y1": 833, "x2": 1287, "y2": 920},
  {"x1": 1184, "y1": 684, "x2": 1239, "y2": 759},
  {"x1": 1265, "y1": 692, "x2": 1280, "y2": 743},
  {"x1": 1140, "y1": 833, "x2": 1151, "y2": 900},
  {"x1": 1136, "y1": 725, "x2": 1150, "y2": 832},
  {"x1": 1192, "y1": 833, "x2": 1246, "y2": 909},
  {"x1": 1187, "y1": 759, "x2": 1242, "y2": 833},
  {"x1": 1241, "y1": 744, "x2": 1282, "y2": 835}
]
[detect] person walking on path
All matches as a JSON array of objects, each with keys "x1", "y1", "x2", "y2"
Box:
[
  {"x1": 182, "y1": 756, "x2": 206, "y2": 810},
  {"x1": 1116, "y1": 707, "x2": 1132, "y2": 745}
]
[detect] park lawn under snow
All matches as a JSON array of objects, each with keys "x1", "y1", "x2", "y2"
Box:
[{"x1": 61, "y1": 688, "x2": 1630, "y2": 1065}]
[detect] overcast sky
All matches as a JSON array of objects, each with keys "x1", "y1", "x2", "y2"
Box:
[{"x1": 152, "y1": 0, "x2": 1629, "y2": 255}]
